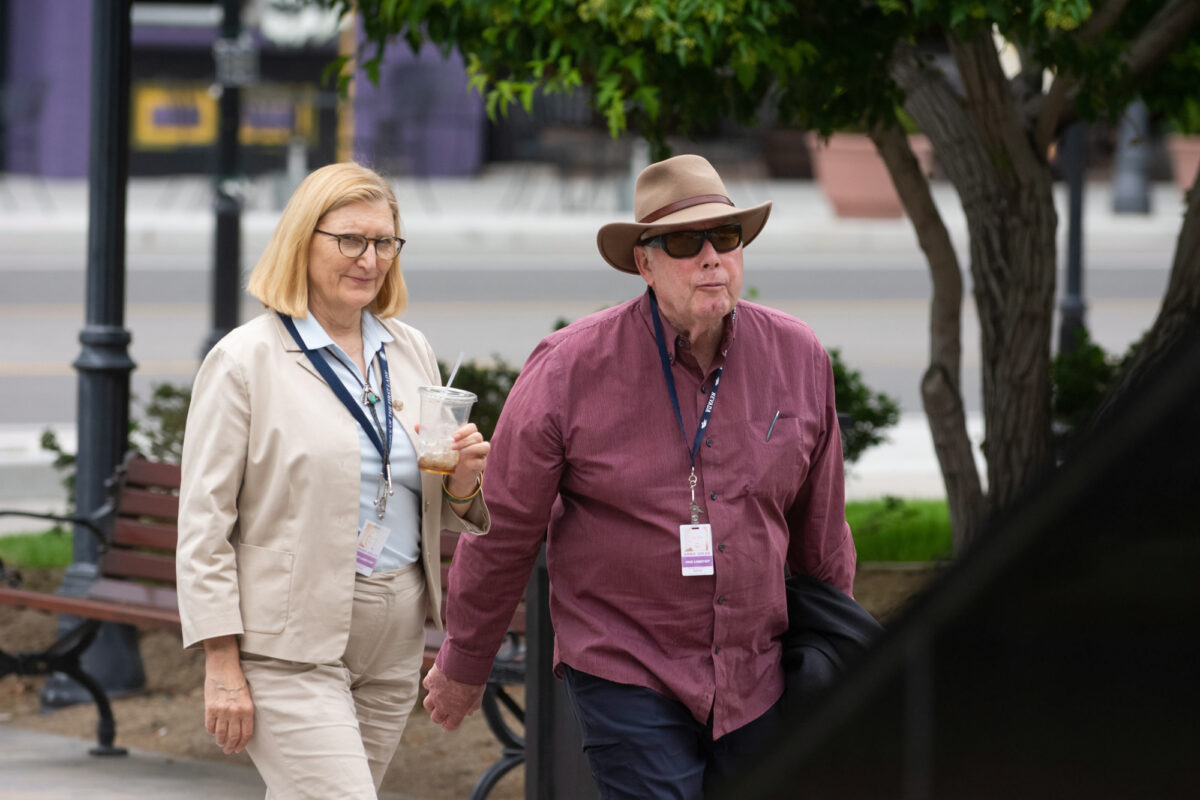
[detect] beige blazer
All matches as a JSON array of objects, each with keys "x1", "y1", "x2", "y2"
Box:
[{"x1": 176, "y1": 312, "x2": 489, "y2": 662}]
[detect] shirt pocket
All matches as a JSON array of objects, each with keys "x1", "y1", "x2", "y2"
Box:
[
  {"x1": 735, "y1": 417, "x2": 809, "y2": 502},
  {"x1": 235, "y1": 542, "x2": 295, "y2": 634}
]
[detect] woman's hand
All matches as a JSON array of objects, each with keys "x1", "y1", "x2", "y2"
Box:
[
  {"x1": 445, "y1": 422, "x2": 489, "y2": 515},
  {"x1": 202, "y1": 635, "x2": 255, "y2": 754}
]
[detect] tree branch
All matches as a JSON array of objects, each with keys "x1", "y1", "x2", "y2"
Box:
[
  {"x1": 881, "y1": 46, "x2": 988, "y2": 548},
  {"x1": 1095, "y1": 166, "x2": 1200, "y2": 424},
  {"x1": 1030, "y1": 0, "x2": 1200, "y2": 147},
  {"x1": 1126, "y1": 0, "x2": 1200, "y2": 77},
  {"x1": 1033, "y1": 0, "x2": 1130, "y2": 153},
  {"x1": 950, "y1": 33, "x2": 1044, "y2": 182},
  {"x1": 1035, "y1": 78, "x2": 1073, "y2": 158},
  {"x1": 1080, "y1": 0, "x2": 1133, "y2": 45}
]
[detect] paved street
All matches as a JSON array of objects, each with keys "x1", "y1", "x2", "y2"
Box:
[{"x1": 0, "y1": 171, "x2": 1182, "y2": 514}]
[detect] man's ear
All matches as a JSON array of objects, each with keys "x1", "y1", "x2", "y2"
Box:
[{"x1": 633, "y1": 245, "x2": 655, "y2": 287}]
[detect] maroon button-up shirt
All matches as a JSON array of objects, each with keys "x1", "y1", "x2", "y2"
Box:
[{"x1": 438, "y1": 290, "x2": 856, "y2": 737}]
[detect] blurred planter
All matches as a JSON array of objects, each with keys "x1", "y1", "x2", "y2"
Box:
[
  {"x1": 763, "y1": 127, "x2": 813, "y2": 178},
  {"x1": 1165, "y1": 134, "x2": 1200, "y2": 191},
  {"x1": 807, "y1": 132, "x2": 933, "y2": 218}
]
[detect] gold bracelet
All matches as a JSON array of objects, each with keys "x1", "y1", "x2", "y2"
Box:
[{"x1": 442, "y1": 473, "x2": 482, "y2": 504}]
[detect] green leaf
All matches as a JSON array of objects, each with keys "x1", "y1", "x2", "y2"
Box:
[
  {"x1": 632, "y1": 85, "x2": 661, "y2": 120},
  {"x1": 735, "y1": 59, "x2": 756, "y2": 91},
  {"x1": 620, "y1": 52, "x2": 645, "y2": 84},
  {"x1": 363, "y1": 55, "x2": 382, "y2": 86}
]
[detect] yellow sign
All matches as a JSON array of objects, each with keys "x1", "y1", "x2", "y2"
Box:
[
  {"x1": 133, "y1": 82, "x2": 318, "y2": 150},
  {"x1": 133, "y1": 85, "x2": 217, "y2": 147}
]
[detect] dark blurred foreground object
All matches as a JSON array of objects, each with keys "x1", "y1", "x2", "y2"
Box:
[{"x1": 726, "y1": 316, "x2": 1200, "y2": 800}]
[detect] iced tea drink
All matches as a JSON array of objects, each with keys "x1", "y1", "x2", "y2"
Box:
[{"x1": 416, "y1": 386, "x2": 477, "y2": 475}]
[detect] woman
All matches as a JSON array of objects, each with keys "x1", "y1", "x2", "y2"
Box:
[{"x1": 176, "y1": 162, "x2": 490, "y2": 798}]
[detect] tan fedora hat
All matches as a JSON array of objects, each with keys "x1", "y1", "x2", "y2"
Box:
[{"x1": 597, "y1": 154, "x2": 771, "y2": 274}]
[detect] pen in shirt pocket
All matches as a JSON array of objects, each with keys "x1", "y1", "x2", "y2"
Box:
[{"x1": 766, "y1": 410, "x2": 781, "y2": 442}]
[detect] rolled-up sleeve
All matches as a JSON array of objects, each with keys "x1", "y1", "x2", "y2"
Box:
[{"x1": 436, "y1": 339, "x2": 566, "y2": 685}]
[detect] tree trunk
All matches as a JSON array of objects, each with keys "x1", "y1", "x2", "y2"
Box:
[
  {"x1": 1095, "y1": 163, "x2": 1200, "y2": 422},
  {"x1": 890, "y1": 36, "x2": 1057, "y2": 545},
  {"x1": 951, "y1": 34, "x2": 1058, "y2": 516},
  {"x1": 871, "y1": 123, "x2": 985, "y2": 553}
]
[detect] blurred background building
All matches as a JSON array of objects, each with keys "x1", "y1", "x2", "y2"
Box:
[{"x1": 0, "y1": 0, "x2": 1183, "y2": 196}]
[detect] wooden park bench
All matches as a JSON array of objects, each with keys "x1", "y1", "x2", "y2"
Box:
[{"x1": 0, "y1": 455, "x2": 529, "y2": 799}]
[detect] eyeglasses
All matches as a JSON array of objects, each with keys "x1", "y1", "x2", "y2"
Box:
[
  {"x1": 638, "y1": 224, "x2": 742, "y2": 259},
  {"x1": 315, "y1": 229, "x2": 406, "y2": 260}
]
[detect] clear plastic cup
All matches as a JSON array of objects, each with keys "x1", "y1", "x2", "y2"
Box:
[{"x1": 416, "y1": 386, "x2": 477, "y2": 475}]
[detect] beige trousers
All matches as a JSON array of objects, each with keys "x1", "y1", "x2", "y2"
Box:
[{"x1": 240, "y1": 563, "x2": 427, "y2": 800}]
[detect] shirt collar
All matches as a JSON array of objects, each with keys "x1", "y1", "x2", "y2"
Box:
[
  {"x1": 636, "y1": 288, "x2": 738, "y2": 367},
  {"x1": 291, "y1": 310, "x2": 394, "y2": 358}
]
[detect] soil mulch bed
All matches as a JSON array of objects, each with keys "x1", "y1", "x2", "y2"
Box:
[{"x1": 0, "y1": 564, "x2": 942, "y2": 799}]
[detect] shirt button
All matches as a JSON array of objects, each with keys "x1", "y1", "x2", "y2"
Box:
[
  {"x1": 705, "y1": 438, "x2": 713, "y2": 447},
  {"x1": 717, "y1": 543, "x2": 726, "y2": 552},
  {"x1": 701, "y1": 385, "x2": 709, "y2": 393},
  {"x1": 714, "y1": 646, "x2": 721, "y2": 654},
  {"x1": 710, "y1": 492, "x2": 717, "y2": 500},
  {"x1": 717, "y1": 596, "x2": 726, "y2": 605}
]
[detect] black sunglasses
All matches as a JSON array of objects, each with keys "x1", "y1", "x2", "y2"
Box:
[{"x1": 639, "y1": 223, "x2": 743, "y2": 259}]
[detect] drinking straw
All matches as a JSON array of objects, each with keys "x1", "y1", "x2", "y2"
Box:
[{"x1": 445, "y1": 351, "x2": 465, "y2": 389}]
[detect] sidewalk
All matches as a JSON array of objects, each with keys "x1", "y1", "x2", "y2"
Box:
[
  {"x1": 0, "y1": 168, "x2": 1184, "y2": 268},
  {"x1": 0, "y1": 726, "x2": 267, "y2": 800},
  {"x1": 0, "y1": 726, "x2": 417, "y2": 799}
]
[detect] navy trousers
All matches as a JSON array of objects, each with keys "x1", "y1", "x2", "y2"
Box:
[{"x1": 562, "y1": 665, "x2": 783, "y2": 800}]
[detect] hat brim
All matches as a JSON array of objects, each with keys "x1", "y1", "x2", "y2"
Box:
[{"x1": 597, "y1": 200, "x2": 772, "y2": 274}]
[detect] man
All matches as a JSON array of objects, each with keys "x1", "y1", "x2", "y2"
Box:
[{"x1": 424, "y1": 154, "x2": 856, "y2": 798}]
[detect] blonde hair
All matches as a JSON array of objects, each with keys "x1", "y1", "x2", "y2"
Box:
[{"x1": 247, "y1": 162, "x2": 408, "y2": 317}]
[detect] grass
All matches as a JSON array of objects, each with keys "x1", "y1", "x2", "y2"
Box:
[
  {"x1": 847, "y1": 497, "x2": 952, "y2": 562},
  {"x1": 0, "y1": 499, "x2": 952, "y2": 570},
  {"x1": 0, "y1": 527, "x2": 74, "y2": 568}
]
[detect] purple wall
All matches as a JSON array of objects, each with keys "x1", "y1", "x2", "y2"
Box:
[
  {"x1": 2, "y1": 6, "x2": 486, "y2": 179},
  {"x1": 5, "y1": 0, "x2": 92, "y2": 177},
  {"x1": 352, "y1": 34, "x2": 485, "y2": 178}
]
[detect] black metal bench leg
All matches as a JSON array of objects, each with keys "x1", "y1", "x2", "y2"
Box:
[
  {"x1": 469, "y1": 750, "x2": 524, "y2": 800},
  {"x1": 53, "y1": 663, "x2": 126, "y2": 756},
  {"x1": 29, "y1": 618, "x2": 129, "y2": 757},
  {"x1": 470, "y1": 682, "x2": 526, "y2": 799}
]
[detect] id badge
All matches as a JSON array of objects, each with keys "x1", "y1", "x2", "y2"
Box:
[
  {"x1": 680, "y1": 524, "x2": 715, "y2": 576},
  {"x1": 356, "y1": 520, "x2": 390, "y2": 576}
]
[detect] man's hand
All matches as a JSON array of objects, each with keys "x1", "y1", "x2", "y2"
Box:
[
  {"x1": 423, "y1": 664, "x2": 485, "y2": 732},
  {"x1": 203, "y1": 635, "x2": 255, "y2": 754}
]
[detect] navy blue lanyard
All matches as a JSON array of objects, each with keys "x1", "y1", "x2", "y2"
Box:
[
  {"x1": 648, "y1": 290, "x2": 723, "y2": 470},
  {"x1": 279, "y1": 313, "x2": 393, "y2": 470}
]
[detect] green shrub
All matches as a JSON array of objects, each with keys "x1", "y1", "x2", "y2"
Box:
[
  {"x1": 847, "y1": 497, "x2": 952, "y2": 562},
  {"x1": 1051, "y1": 328, "x2": 1138, "y2": 448},
  {"x1": 829, "y1": 347, "x2": 901, "y2": 465},
  {"x1": 1168, "y1": 97, "x2": 1200, "y2": 135},
  {"x1": 42, "y1": 382, "x2": 192, "y2": 509},
  {"x1": 134, "y1": 383, "x2": 191, "y2": 462},
  {"x1": 436, "y1": 357, "x2": 521, "y2": 442}
]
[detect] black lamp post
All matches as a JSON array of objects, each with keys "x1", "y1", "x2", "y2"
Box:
[
  {"x1": 43, "y1": 0, "x2": 143, "y2": 708},
  {"x1": 203, "y1": 0, "x2": 256, "y2": 355}
]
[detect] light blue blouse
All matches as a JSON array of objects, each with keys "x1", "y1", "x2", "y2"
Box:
[{"x1": 292, "y1": 311, "x2": 422, "y2": 570}]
